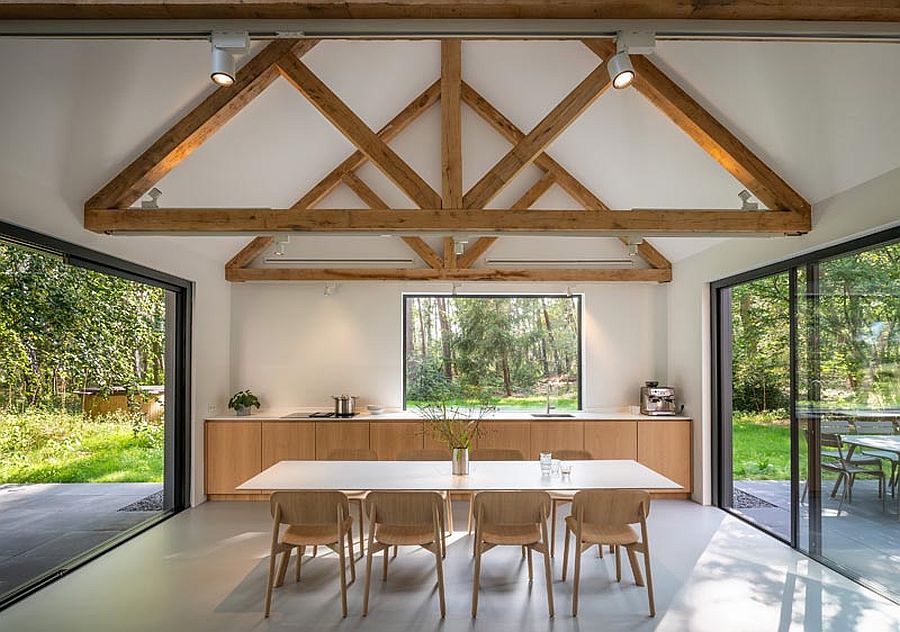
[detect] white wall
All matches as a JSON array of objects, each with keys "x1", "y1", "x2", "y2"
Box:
[
  {"x1": 668, "y1": 166, "x2": 900, "y2": 504},
  {"x1": 230, "y1": 281, "x2": 667, "y2": 411}
]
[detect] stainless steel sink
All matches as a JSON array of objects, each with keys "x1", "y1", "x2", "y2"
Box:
[{"x1": 530, "y1": 413, "x2": 575, "y2": 418}]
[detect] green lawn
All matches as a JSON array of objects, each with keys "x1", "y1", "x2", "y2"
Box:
[
  {"x1": 0, "y1": 411, "x2": 163, "y2": 484},
  {"x1": 407, "y1": 395, "x2": 578, "y2": 410},
  {"x1": 732, "y1": 417, "x2": 796, "y2": 480}
]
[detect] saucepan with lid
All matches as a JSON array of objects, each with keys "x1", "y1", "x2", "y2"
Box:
[{"x1": 332, "y1": 394, "x2": 357, "y2": 417}]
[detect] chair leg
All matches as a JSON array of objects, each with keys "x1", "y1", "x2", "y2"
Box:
[
  {"x1": 382, "y1": 544, "x2": 390, "y2": 581},
  {"x1": 348, "y1": 529, "x2": 357, "y2": 583},
  {"x1": 295, "y1": 544, "x2": 305, "y2": 582},
  {"x1": 550, "y1": 500, "x2": 558, "y2": 558},
  {"x1": 471, "y1": 538, "x2": 483, "y2": 617},
  {"x1": 643, "y1": 549, "x2": 656, "y2": 618},
  {"x1": 540, "y1": 520, "x2": 554, "y2": 618},
  {"x1": 357, "y1": 500, "x2": 365, "y2": 558},
  {"x1": 527, "y1": 546, "x2": 533, "y2": 582},
  {"x1": 446, "y1": 494, "x2": 454, "y2": 533},
  {"x1": 434, "y1": 543, "x2": 446, "y2": 618},
  {"x1": 275, "y1": 549, "x2": 291, "y2": 588},
  {"x1": 467, "y1": 495, "x2": 474, "y2": 534},
  {"x1": 264, "y1": 548, "x2": 278, "y2": 618},
  {"x1": 561, "y1": 525, "x2": 571, "y2": 581},
  {"x1": 392, "y1": 545, "x2": 399, "y2": 559},
  {"x1": 626, "y1": 546, "x2": 644, "y2": 586},
  {"x1": 572, "y1": 537, "x2": 582, "y2": 617},
  {"x1": 521, "y1": 545, "x2": 526, "y2": 558},
  {"x1": 312, "y1": 544, "x2": 317, "y2": 558},
  {"x1": 338, "y1": 530, "x2": 348, "y2": 618},
  {"x1": 615, "y1": 545, "x2": 621, "y2": 582},
  {"x1": 362, "y1": 537, "x2": 376, "y2": 616}
]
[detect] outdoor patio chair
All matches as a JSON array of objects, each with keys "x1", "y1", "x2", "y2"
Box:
[{"x1": 854, "y1": 420, "x2": 899, "y2": 496}]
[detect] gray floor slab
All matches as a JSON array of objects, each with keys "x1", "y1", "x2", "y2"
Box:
[{"x1": 0, "y1": 499, "x2": 897, "y2": 632}]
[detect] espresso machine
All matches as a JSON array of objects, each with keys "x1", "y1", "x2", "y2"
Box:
[{"x1": 640, "y1": 381, "x2": 678, "y2": 416}]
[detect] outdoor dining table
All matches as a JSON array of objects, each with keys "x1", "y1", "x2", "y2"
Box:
[
  {"x1": 841, "y1": 434, "x2": 900, "y2": 521},
  {"x1": 237, "y1": 459, "x2": 681, "y2": 493}
]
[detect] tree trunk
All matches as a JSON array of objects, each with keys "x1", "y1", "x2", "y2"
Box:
[
  {"x1": 541, "y1": 299, "x2": 563, "y2": 376},
  {"x1": 436, "y1": 297, "x2": 453, "y2": 380}
]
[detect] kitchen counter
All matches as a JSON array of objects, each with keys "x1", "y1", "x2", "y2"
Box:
[{"x1": 205, "y1": 408, "x2": 691, "y2": 422}]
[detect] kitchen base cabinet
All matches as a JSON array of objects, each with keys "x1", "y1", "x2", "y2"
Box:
[
  {"x1": 477, "y1": 422, "x2": 531, "y2": 458},
  {"x1": 530, "y1": 422, "x2": 584, "y2": 459},
  {"x1": 370, "y1": 422, "x2": 424, "y2": 460},
  {"x1": 205, "y1": 421, "x2": 261, "y2": 496},
  {"x1": 315, "y1": 422, "x2": 370, "y2": 460},
  {"x1": 262, "y1": 422, "x2": 315, "y2": 469},
  {"x1": 584, "y1": 421, "x2": 637, "y2": 460},
  {"x1": 637, "y1": 420, "x2": 692, "y2": 493}
]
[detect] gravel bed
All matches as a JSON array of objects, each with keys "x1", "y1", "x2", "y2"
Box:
[
  {"x1": 118, "y1": 490, "x2": 164, "y2": 512},
  {"x1": 733, "y1": 488, "x2": 778, "y2": 509}
]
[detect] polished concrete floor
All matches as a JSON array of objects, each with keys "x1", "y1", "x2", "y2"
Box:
[
  {"x1": 0, "y1": 483, "x2": 163, "y2": 598},
  {"x1": 1, "y1": 499, "x2": 898, "y2": 632}
]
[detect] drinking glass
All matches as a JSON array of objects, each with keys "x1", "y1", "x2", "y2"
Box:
[
  {"x1": 539, "y1": 451, "x2": 552, "y2": 475},
  {"x1": 560, "y1": 462, "x2": 572, "y2": 476},
  {"x1": 551, "y1": 459, "x2": 561, "y2": 476}
]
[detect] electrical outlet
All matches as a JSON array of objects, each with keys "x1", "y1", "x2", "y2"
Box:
[{"x1": 207, "y1": 403, "x2": 219, "y2": 416}]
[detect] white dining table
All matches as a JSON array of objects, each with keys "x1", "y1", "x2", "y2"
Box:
[
  {"x1": 237, "y1": 459, "x2": 680, "y2": 492},
  {"x1": 841, "y1": 434, "x2": 900, "y2": 520}
]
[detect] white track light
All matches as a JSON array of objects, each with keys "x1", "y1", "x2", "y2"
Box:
[
  {"x1": 608, "y1": 30, "x2": 655, "y2": 90},
  {"x1": 210, "y1": 32, "x2": 249, "y2": 87},
  {"x1": 608, "y1": 51, "x2": 635, "y2": 89}
]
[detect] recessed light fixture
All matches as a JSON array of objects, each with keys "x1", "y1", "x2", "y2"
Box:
[
  {"x1": 608, "y1": 30, "x2": 655, "y2": 90},
  {"x1": 210, "y1": 32, "x2": 249, "y2": 86}
]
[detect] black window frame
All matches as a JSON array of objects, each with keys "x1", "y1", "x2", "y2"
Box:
[
  {"x1": 401, "y1": 293, "x2": 584, "y2": 411},
  {"x1": 710, "y1": 223, "x2": 900, "y2": 605},
  {"x1": 0, "y1": 220, "x2": 193, "y2": 611}
]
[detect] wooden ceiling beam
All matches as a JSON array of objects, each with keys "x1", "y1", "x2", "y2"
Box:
[
  {"x1": 456, "y1": 237, "x2": 498, "y2": 269},
  {"x1": 226, "y1": 266, "x2": 671, "y2": 283},
  {"x1": 463, "y1": 59, "x2": 611, "y2": 209},
  {"x1": 225, "y1": 236, "x2": 275, "y2": 271},
  {"x1": 85, "y1": 207, "x2": 810, "y2": 235},
  {"x1": 584, "y1": 39, "x2": 810, "y2": 220},
  {"x1": 443, "y1": 236, "x2": 457, "y2": 271},
  {"x1": 401, "y1": 237, "x2": 443, "y2": 270},
  {"x1": 277, "y1": 55, "x2": 441, "y2": 209},
  {"x1": 86, "y1": 39, "x2": 317, "y2": 210},
  {"x1": 9, "y1": 2, "x2": 900, "y2": 21},
  {"x1": 511, "y1": 172, "x2": 555, "y2": 210},
  {"x1": 441, "y1": 39, "x2": 463, "y2": 209},
  {"x1": 342, "y1": 172, "x2": 388, "y2": 209}
]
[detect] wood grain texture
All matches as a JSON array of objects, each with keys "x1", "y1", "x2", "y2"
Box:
[
  {"x1": 88, "y1": 207, "x2": 810, "y2": 235},
  {"x1": 477, "y1": 421, "x2": 531, "y2": 457},
  {"x1": 463, "y1": 60, "x2": 611, "y2": 209},
  {"x1": 456, "y1": 236, "x2": 498, "y2": 268},
  {"x1": 277, "y1": 55, "x2": 440, "y2": 209},
  {"x1": 441, "y1": 39, "x2": 463, "y2": 209},
  {"x1": 370, "y1": 422, "x2": 424, "y2": 460},
  {"x1": 342, "y1": 172, "x2": 388, "y2": 208},
  {"x1": 226, "y1": 266, "x2": 671, "y2": 282},
  {"x1": 205, "y1": 421, "x2": 262, "y2": 495},
  {"x1": 86, "y1": 39, "x2": 316, "y2": 210},
  {"x1": 442, "y1": 236, "x2": 456, "y2": 271},
  {"x1": 315, "y1": 422, "x2": 370, "y2": 460},
  {"x1": 226, "y1": 236, "x2": 274, "y2": 271},
  {"x1": 511, "y1": 172, "x2": 555, "y2": 210},
  {"x1": 584, "y1": 39, "x2": 810, "y2": 219},
  {"x1": 261, "y1": 422, "x2": 316, "y2": 469},
  {"x1": 530, "y1": 422, "x2": 584, "y2": 460},
  {"x1": 401, "y1": 236, "x2": 444, "y2": 269},
  {"x1": 584, "y1": 421, "x2": 637, "y2": 460},
  {"x1": 7, "y1": 2, "x2": 900, "y2": 21},
  {"x1": 290, "y1": 80, "x2": 440, "y2": 209},
  {"x1": 636, "y1": 420, "x2": 692, "y2": 490}
]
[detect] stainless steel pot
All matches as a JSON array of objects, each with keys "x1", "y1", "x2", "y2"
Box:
[{"x1": 332, "y1": 394, "x2": 357, "y2": 417}]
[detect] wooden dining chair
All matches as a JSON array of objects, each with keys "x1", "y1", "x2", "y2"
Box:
[
  {"x1": 854, "y1": 420, "x2": 899, "y2": 496},
  {"x1": 326, "y1": 448, "x2": 378, "y2": 557},
  {"x1": 546, "y1": 449, "x2": 593, "y2": 558},
  {"x1": 265, "y1": 491, "x2": 356, "y2": 618},
  {"x1": 562, "y1": 489, "x2": 654, "y2": 617},
  {"x1": 471, "y1": 491, "x2": 554, "y2": 618},
  {"x1": 362, "y1": 492, "x2": 447, "y2": 618},
  {"x1": 466, "y1": 448, "x2": 525, "y2": 533},
  {"x1": 397, "y1": 448, "x2": 454, "y2": 535}
]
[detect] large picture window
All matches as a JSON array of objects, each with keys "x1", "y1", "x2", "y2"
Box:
[{"x1": 403, "y1": 294, "x2": 582, "y2": 411}]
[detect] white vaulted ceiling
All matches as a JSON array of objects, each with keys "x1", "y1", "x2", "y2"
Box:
[{"x1": 1, "y1": 38, "x2": 899, "y2": 263}]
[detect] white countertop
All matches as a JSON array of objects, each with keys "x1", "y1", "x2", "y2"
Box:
[
  {"x1": 238, "y1": 459, "x2": 681, "y2": 491},
  {"x1": 206, "y1": 407, "x2": 691, "y2": 422}
]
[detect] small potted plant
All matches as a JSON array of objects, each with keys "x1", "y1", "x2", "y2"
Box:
[
  {"x1": 419, "y1": 391, "x2": 496, "y2": 476},
  {"x1": 229, "y1": 390, "x2": 261, "y2": 416}
]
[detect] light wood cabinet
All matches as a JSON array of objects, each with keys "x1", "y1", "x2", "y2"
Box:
[
  {"x1": 530, "y1": 421, "x2": 583, "y2": 459},
  {"x1": 315, "y1": 422, "x2": 370, "y2": 460},
  {"x1": 637, "y1": 420, "x2": 692, "y2": 491},
  {"x1": 205, "y1": 421, "x2": 261, "y2": 495},
  {"x1": 261, "y1": 422, "x2": 316, "y2": 469},
  {"x1": 370, "y1": 422, "x2": 423, "y2": 460},
  {"x1": 584, "y1": 421, "x2": 637, "y2": 460},
  {"x1": 477, "y1": 421, "x2": 531, "y2": 458}
]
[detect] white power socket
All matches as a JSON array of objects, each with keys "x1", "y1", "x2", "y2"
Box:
[{"x1": 207, "y1": 403, "x2": 219, "y2": 415}]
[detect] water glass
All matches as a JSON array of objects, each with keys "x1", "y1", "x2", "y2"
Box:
[
  {"x1": 551, "y1": 459, "x2": 561, "y2": 476},
  {"x1": 560, "y1": 462, "x2": 572, "y2": 477},
  {"x1": 539, "y1": 451, "x2": 552, "y2": 475}
]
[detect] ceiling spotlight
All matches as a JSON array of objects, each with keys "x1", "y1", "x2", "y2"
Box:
[
  {"x1": 454, "y1": 240, "x2": 468, "y2": 256},
  {"x1": 608, "y1": 30, "x2": 655, "y2": 90},
  {"x1": 324, "y1": 282, "x2": 337, "y2": 296},
  {"x1": 738, "y1": 189, "x2": 759, "y2": 211},
  {"x1": 274, "y1": 235, "x2": 290, "y2": 256},
  {"x1": 624, "y1": 236, "x2": 644, "y2": 257},
  {"x1": 210, "y1": 32, "x2": 249, "y2": 87},
  {"x1": 566, "y1": 286, "x2": 574, "y2": 298},
  {"x1": 451, "y1": 283, "x2": 460, "y2": 296},
  {"x1": 141, "y1": 187, "x2": 162, "y2": 209}
]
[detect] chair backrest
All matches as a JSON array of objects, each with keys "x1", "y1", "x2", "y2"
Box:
[
  {"x1": 397, "y1": 448, "x2": 451, "y2": 461},
  {"x1": 854, "y1": 420, "x2": 894, "y2": 435},
  {"x1": 553, "y1": 449, "x2": 592, "y2": 460},
  {"x1": 473, "y1": 491, "x2": 551, "y2": 525},
  {"x1": 571, "y1": 489, "x2": 650, "y2": 526},
  {"x1": 327, "y1": 448, "x2": 378, "y2": 461},
  {"x1": 270, "y1": 491, "x2": 350, "y2": 525},
  {"x1": 470, "y1": 448, "x2": 524, "y2": 461},
  {"x1": 365, "y1": 491, "x2": 443, "y2": 526},
  {"x1": 820, "y1": 420, "x2": 851, "y2": 450}
]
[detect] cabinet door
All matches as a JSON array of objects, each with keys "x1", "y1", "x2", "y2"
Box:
[
  {"x1": 261, "y1": 422, "x2": 316, "y2": 469},
  {"x1": 583, "y1": 421, "x2": 637, "y2": 460},
  {"x1": 315, "y1": 422, "x2": 371, "y2": 460},
  {"x1": 370, "y1": 422, "x2": 423, "y2": 460},
  {"x1": 637, "y1": 421, "x2": 691, "y2": 490},
  {"x1": 529, "y1": 422, "x2": 584, "y2": 459},
  {"x1": 476, "y1": 422, "x2": 531, "y2": 459},
  {"x1": 205, "y1": 422, "x2": 261, "y2": 495}
]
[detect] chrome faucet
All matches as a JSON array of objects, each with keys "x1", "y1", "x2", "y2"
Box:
[{"x1": 546, "y1": 383, "x2": 555, "y2": 415}]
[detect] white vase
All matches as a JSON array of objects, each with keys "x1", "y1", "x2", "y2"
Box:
[
  {"x1": 236, "y1": 407, "x2": 251, "y2": 417},
  {"x1": 452, "y1": 447, "x2": 469, "y2": 475}
]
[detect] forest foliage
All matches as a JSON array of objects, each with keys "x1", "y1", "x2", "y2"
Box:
[
  {"x1": 405, "y1": 296, "x2": 580, "y2": 409},
  {"x1": 0, "y1": 242, "x2": 167, "y2": 412}
]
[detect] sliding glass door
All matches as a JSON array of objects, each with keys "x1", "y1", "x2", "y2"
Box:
[{"x1": 714, "y1": 227, "x2": 900, "y2": 604}]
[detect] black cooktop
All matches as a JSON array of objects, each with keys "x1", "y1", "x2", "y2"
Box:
[{"x1": 309, "y1": 411, "x2": 359, "y2": 418}]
